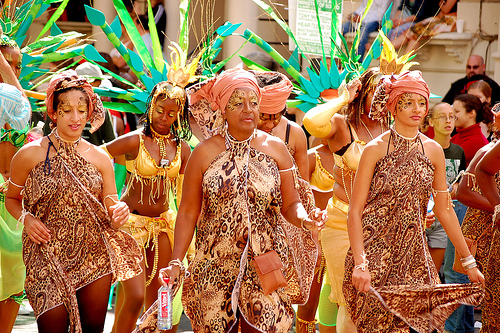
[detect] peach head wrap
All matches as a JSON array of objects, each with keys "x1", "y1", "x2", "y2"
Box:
[
  {"x1": 258, "y1": 72, "x2": 293, "y2": 114},
  {"x1": 189, "y1": 68, "x2": 261, "y2": 114},
  {"x1": 45, "y1": 70, "x2": 105, "y2": 133},
  {"x1": 370, "y1": 70, "x2": 430, "y2": 120}
]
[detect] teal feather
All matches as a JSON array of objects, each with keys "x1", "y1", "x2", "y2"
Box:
[
  {"x1": 150, "y1": 68, "x2": 163, "y2": 84},
  {"x1": 110, "y1": 16, "x2": 122, "y2": 38},
  {"x1": 288, "y1": 48, "x2": 300, "y2": 72},
  {"x1": 296, "y1": 94, "x2": 320, "y2": 104},
  {"x1": 319, "y1": 62, "x2": 331, "y2": 89},
  {"x1": 330, "y1": 63, "x2": 340, "y2": 88},
  {"x1": 86, "y1": 5, "x2": 107, "y2": 26},
  {"x1": 128, "y1": 50, "x2": 145, "y2": 72},
  {"x1": 297, "y1": 102, "x2": 316, "y2": 113},
  {"x1": 42, "y1": 40, "x2": 64, "y2": 54},
  {"x1": 83, "y1": 45, "x2": 107, "y2": 62},
  {"x1": 300, "y1": 77, "x2": 320, "y2": 99},
  {"x1": 50, "y1": 23, "x2": 63, "y2": 36},
  {"x1": 307, "y1": 67, "x2": 325, "y2": 92}
]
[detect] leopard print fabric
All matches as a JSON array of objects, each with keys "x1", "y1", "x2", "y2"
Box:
[
  {"x1": 369, "y1": 80, "x2": 389, "y2": 121},
  {"x1": 482, "y1": 227, "x2": 500, "y2": 332},
  {"x1": 461, "y1": 172, "x2": 500, "y2": 272},
  {"x1": 343, "y1": 128, "x2": 483, "y2": 333},
  {"x1": 460, "y1": 172, "x2": 500, "y2": 333},
  {"x1": 22, "y1": 138, "x2": 142, "y2": 331}
]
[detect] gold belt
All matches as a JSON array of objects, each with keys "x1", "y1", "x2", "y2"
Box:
[
  {"x1": 331, "y1": 195, "x2": 349, "y2": 215},
  {"x1": 124, "y1": 210, "x2": 175, "y2": 286}
]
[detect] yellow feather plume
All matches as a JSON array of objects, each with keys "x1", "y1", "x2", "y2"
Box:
[{"x1": 379, "y1": 30, "x2": 419, "y2": 75}]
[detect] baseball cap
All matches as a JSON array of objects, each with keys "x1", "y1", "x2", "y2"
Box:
[{"x1": 75, "y1": 62, "x2": 112, "y2": 83}]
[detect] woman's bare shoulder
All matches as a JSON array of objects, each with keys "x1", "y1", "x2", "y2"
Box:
[{"x1": 11, "y1": 137, "x2": 51, "y2": 174}]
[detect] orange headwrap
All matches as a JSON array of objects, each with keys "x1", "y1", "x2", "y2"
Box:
[
  {"x1": 189, "y1": 68, "x2": 261, "y2": 113},
  {"x1": 259, "y1": 73, "x2": 293, "y2": 114},
  {"x1": 45, "y1": 70, "x2": 105, "y2": 133},
  {"x1": 370, "y1": 71, "x2": 430, "y2": 120}
]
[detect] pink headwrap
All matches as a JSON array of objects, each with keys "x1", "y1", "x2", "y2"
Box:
[
  {"x1": 259, "y1": 73, "x2": 293, "y2": 114},
  {"x1": 370, "y1": 71, "x2": 430, "y2": 120},
  {"x1": 189, "y1": 68, "x2": 261, "y2": 113},
  {"x1": 45, "y1": 70, "x2": 105, "y2": 133}
]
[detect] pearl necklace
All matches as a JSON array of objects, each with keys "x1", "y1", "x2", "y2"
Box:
[{"x1": 54, "y1": 128, "x2": 81, "y2": 147}]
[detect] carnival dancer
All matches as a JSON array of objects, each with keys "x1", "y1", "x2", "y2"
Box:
[
  {"x1": 5, "y1": 71, "x2": 142, "y2": 333},
  {"x1": 343, "y1": 70, "x2": 484, "y2": 333},
  {"x1": 0, "y1": 34, "x2": 31, "y2": 333},
  {"x1": 303, "y1": 67, "x2": 387, "y2": 332},
  {"x1": 137, "y1": 68, "x2": 324, "y2": 332},
  {"x1": 253, "y1": 71, "x2": 309, "y2": 180},
  {"x1": 471, "y1": 105, "x2": 500, "y2": 333},
  {"x1": 102, "y1": 78, "x2": 192, "y2": 332},
  {"x1": 253, "y1": 70, "x2": 321, "y2": 332},
  {"x1": 307, "y1": 140, "x2": 338, "y2": 333}
]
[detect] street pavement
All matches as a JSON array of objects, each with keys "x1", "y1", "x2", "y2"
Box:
[{"x1": 13, "y1": 301, "x2": 194, "y2": 333}]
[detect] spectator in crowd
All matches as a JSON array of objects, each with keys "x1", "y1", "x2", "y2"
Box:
[
  {"x1": 342, "y1": 0, "x2": 392, "y2": 58},
  {"x1": 398, "y1": 0, "x2": 458, "y2": 53},
  {"x1": 389, "y1": 0, "x2": 431, "y2": 50},
  {"x1": 442, "y1": 55, "x2": 500, "y2": 105},
  {"x1": 468, "y1": 80, "x2": 495, "y2": 141},
  {"x1": 451, "y1": 94, "x2": 489, "y2": 165}
]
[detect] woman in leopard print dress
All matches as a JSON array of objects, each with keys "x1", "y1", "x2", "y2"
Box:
[
  {"x1": 152, "y1": 69, "x2": 325, "y2": 333},
  {"x1": 5, "y1": 71, "x2": 142, "y2": 333},
  {"x1": 475, "y1": 109, "x2": 500, "y2": 333},
  {"x1": 343, "y1": 71, "x2": 484, "y2": 333}
]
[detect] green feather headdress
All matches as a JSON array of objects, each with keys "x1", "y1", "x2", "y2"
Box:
[{"x1": 239, "y1": 0, "x2": 394, "y2": 113}]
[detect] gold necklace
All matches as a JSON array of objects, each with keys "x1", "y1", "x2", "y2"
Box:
[{"x1": 150, "y1": 128, "x2": 172, "y2": 167}]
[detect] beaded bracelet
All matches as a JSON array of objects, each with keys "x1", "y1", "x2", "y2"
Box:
[
  {"x1": 103, "y1": 193, "x2": 119, "y2": 204},
  {"x1": 460, "y1": 255, "x2": 477, "y2": 271},
  {"x1": 17, "y1": 209, "x2": 34, "y2": 229},
  {"x1": 354, "y1": 252, "x2": 369, "y2": 271}
]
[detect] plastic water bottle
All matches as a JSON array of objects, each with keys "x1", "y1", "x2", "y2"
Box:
[
  {"x1": 427, "y1": 194, "x2": 435, "y2": 213},
  {"x1": 158, "y1": 277, "x2": 172, "y2": 330}
]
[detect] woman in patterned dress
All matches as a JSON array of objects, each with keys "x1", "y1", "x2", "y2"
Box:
[
  {"x1": 474, "y1": 105, "x2": 500, "y2": 333},
  {"x1": 343, "y1": 70, "x2": 484, "y2": 333},
  {"x1": 155, "y1": 68, "x2": 325, "y2": 333},
  {"x1": 5, "y1": 71, "x2": 142, "y2": 333}
]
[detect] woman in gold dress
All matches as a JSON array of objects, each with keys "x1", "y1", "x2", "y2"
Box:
[
  {"x1": 102, "y1": 79, "x2": 192, "y2": 333},
  {"x1": 303, "y1": 67, "x2": 387, "y2": 332}
]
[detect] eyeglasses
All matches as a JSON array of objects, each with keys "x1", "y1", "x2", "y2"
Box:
[{"x1": 433, "y1": 115, "x2": 457, "y2": 122}]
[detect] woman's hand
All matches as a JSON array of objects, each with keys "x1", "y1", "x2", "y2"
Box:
[
  {"x1": 24, "y1": 215, "x2": 51, "y2": 244},
  {"x1": 352, "y1": 267, "x2": 371, "y2": 292},
  {"x1": 159, "y1": 265, "x2": 180, "y2": 289},
  {"x1": 302, "y1": 208, "x2": 327, "y2": 231},
  {"x1": 346, "y1": 79, "x2": 362, "y2": 104},
  {"x1": 109, "y1": 201, "x2": 129, "y2": 229},
  {"x1": 466, "y1": 267, "x2": 485, "y2": 286}
]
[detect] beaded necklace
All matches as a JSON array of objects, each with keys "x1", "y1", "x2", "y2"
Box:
[{"x1": 150, "y1": 128, "x2": 172, "y2": 167}]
